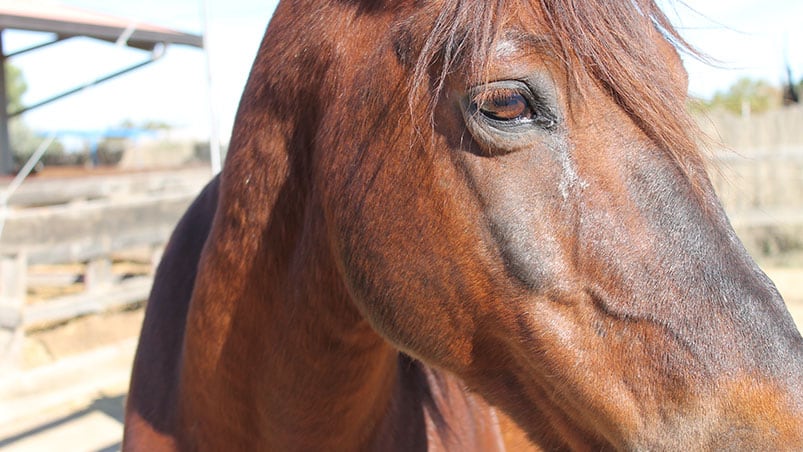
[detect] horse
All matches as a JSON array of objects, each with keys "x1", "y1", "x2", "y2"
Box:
[{"x1": 123, "y1": 0, "x2": 803, "y2": 450}]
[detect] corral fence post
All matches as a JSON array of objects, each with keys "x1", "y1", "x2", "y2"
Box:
[
  {"x1": 0, "y1": 251, "x2": 26, "y2": 373},
  {"x1": 85, "y1": 256, "x2": 114, "y2": 293}
]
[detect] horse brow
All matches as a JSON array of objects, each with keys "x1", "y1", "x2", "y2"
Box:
[{"x1": 497, "y1": 30, "x2": 555, "y2": 57}]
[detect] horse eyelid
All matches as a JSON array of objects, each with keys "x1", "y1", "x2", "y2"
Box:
[{"x1": 468, "y1": 82, "x2": 556, "y2": 131}]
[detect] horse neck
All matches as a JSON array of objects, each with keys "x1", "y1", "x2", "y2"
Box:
[
  {"x1": 176, "y1": 170, "x2": 401, "y2": 449},
  {"x1": 176, "y1": 151, "x2": 507, "y2": 450}
]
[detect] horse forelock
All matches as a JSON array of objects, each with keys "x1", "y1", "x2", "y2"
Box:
[{"x1": 408, "y1": 0, "x2": 703, "y2": 177}]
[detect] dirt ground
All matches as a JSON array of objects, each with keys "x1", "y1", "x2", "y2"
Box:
[
  {"x1": 1, "y1": 164, "x2": 196, "y2": 182},
  {"x1": 22, "y1": 307, "x2": 145, "y2": 370}
]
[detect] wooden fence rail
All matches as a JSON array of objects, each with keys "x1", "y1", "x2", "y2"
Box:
[
  {"x1": 707, "y1": 146, "x2": 803, "y2": 259},
  {"x1": 0, "y1": 169, "x2": 208, "y2": 372}
]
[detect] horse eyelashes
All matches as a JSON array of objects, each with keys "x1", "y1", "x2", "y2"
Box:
[
  {"x1": 476, "y1": 89, "x2": 532, "y2": 122},
  {"x1": 470, "y1": 83, "x2": 557, "y2": 131}
]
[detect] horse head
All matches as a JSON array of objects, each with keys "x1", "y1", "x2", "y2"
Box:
[
  {"x1": 130, "y1": 1, "x2": 803, "y2": 450},
  {"x1": 306, "y1": 1, "x2": 803, "y2": 448}
]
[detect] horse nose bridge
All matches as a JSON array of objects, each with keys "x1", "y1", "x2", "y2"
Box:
[
  {"x1": 664, "y1": 271, "x2": 803, "y2": 437},
  {"x1": 709, "y1": 263, "x2": 803, "y2": 372}
]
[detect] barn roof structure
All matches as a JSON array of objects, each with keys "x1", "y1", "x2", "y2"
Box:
[{"x1": 0, "y1": 0, "x2": 204, "y2": 174}]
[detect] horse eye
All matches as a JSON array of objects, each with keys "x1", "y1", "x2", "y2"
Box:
[{"x1": 475, "y1": 89, "x2": 532, "y2": 122}]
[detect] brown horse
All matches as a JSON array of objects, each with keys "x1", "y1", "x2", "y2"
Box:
[{"x1": 123, "y1": 0, "x2": 803, "y2": 450}]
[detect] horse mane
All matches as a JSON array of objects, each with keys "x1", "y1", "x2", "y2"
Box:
[{"x1": 411, "y1": 0, "x2": 702, "y2": 173}]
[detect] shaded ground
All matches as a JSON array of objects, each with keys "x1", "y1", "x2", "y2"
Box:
[
  {"x1": 22, "y1": 307, "x2": 144, "y2": 370},
  {"x1": 0, "y1": 393, "x2": 125, "y2": 452},
  {"x1": 0, "y1": 336, "x2": 133, "y2": 452}
]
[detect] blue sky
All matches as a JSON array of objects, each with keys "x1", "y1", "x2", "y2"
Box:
[
  {"x1": 664, "y1": 1, "x2": 803, "y2": 99},
  {"x1": 6, "y1": 0, "x2": 803, "y2": 142}
]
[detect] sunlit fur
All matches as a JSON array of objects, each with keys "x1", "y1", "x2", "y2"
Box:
[{"x1": 124, "y1": 1, "x2": 803, "y2": 450}]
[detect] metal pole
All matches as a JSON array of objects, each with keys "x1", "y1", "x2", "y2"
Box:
[
  {"x1": 0, "y1": 31, "x2": 14, "y2": 175},
  {"x1": 200, "y1": 0, "x2": 222, "y2": 175},
  {"x1": 9, "y1": 57, "x2": 160, "y2": 118}
]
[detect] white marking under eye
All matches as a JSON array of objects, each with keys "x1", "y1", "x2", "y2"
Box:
[
  {"x1": 556, "y1": 143, "x2": 588, "y2": 199},
  {"x1": 493, "y1": 38, "x2": 587, "y2": 198}
]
